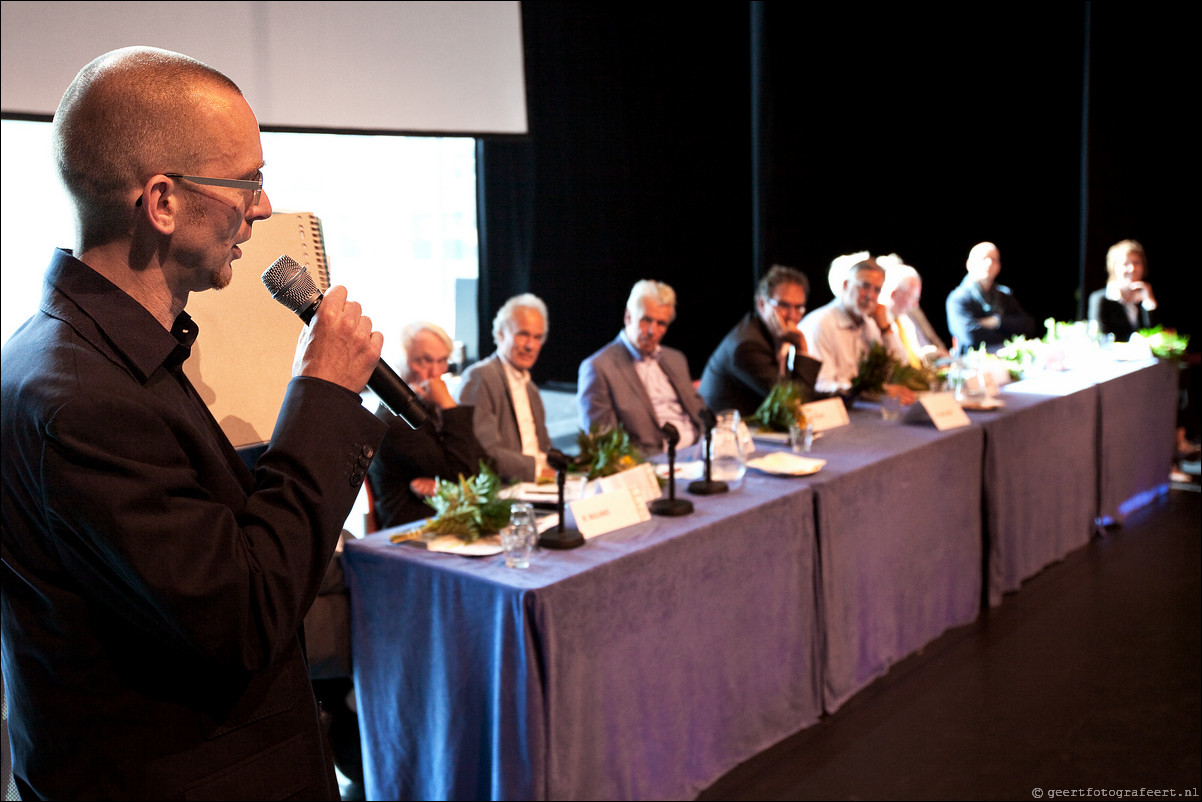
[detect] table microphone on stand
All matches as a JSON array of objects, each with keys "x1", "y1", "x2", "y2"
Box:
[
  {"x1": 650, "y1": 423, "x2": 694, "y2": 516},
  {"x1": 689, "y1": 408, "x2": 728, "y2": 495},
  {"x1": 538, "y1": 449, "x2": 585, "y2": 550}
]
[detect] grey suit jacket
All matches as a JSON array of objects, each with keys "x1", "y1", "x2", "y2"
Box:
[
  {"x1": 458, "y1": 353, "x2": 552, "y2": 482},
  {"x1": 576, "y1": 335, "x2": 706, "y2": 455}
]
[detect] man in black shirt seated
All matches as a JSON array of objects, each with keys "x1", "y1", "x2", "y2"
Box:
[{"x1": 368, "y1": 321, "x2": 491, "y2": 529}]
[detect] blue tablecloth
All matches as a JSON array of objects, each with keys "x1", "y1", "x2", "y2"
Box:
[
  {"x1": 342, "y1": 358, "x2": 1177, "y2": 800},
  {"x1": 344, "y1": 472, "x2": 821, "y2": 800},
  {"x1": 804, "y1": 407, "x2": 984, "y2": 712}
]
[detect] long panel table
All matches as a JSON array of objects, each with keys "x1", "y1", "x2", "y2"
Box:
[
  {"x1": 797, "y1": 410, "x2": 984, "y2": 713},
  {"x1": 344, "y1": 475, "x2": 822, "y2": 801},
  {"x1": 342, "y1": 357, "x2": 1177, "y2": 800}
]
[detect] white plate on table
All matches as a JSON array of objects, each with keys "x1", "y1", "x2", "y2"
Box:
[
  {"x1": 745, "y1": 452, "x2": 826, "y2": 476},
  {"x1": 653, "y1": 460, "x2": 704, "y2": 480},
  {"x1": 425, "y1": 533, "x2": 503, "y2": 556}
]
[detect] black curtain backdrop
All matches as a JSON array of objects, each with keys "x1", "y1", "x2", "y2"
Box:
[{"x1": 478, "y1": 3, "x2": 1193, "y2": 387}]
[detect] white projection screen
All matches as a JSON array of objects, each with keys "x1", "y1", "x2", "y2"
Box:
[{"x1": 0, "y1": 0, "x2": 527, "y2": 135}]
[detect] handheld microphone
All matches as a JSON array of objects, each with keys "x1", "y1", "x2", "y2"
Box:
[{"x1": 261, "y1": 255, "x2": 428, "y2": 430}]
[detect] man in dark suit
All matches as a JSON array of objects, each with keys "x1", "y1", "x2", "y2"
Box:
[
  {"x1": 946, "y1": 241, "x2": 1036, "y2": 351},
  {"x1": 577, "y1": 280, "x2": 708, "y2": 455},
  {"x1": 698, "y1": 265, "x2": 823, "y2": 416},
  {"x1": 369, "y1": 321, "x2": 490, "y2": 527},
  {"x1": 0, "y1": 47, "x2": 387, "y2": 800},
  {"x1": 458, "y1": 294, "x2": 554, "y2": 482}
]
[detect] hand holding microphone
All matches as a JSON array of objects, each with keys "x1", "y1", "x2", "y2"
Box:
[
  {"x1": 291, "y1": 284, "x2": 382, "y2": 392},
  {"x1": 263, "y1": 255, "x2": 429, "y2": 429}
]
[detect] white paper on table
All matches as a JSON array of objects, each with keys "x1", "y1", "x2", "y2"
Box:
[
  {"x1": 801, "y1": 397, "x2": 851, "y2": 431},
  {"x1": 569, "y1": 488, "x2": 651, "y2": 538},
  {"x1": 501, "y1": 476, "x2": 587, "y2": 504},
  {"x1": 596, "y1": 462, "x2": 662, "y2": 506},
  {"x1": 904, "y1": 392, "x2": 972, "y2": 430}
]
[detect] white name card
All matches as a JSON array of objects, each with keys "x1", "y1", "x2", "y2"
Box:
[
  {"x1": 569, "y1": 488, "x2": 651, "y2": 538},
  {"x1": 801, "y1": 398, "x2": 851, "y2": 432},
  {"x1": 905, "y1": 392, "x2": 972, "y2": 430},
  {"x1": 596, "y1": 462, "x2": 662, "y2": 506}
]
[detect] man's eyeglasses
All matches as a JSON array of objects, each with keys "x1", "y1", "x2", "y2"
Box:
[
  {"x1": 768, "y1": 298, "x2": 806, "y2": 315},
  {"x1": 166, "y1": 171, "x2": 263, "y2": 207}
]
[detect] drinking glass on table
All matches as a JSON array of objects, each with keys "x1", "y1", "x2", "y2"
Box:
[
  {"x1": 707, "y1": 409, "x2": 747, "y2": 487},
  {"x1": 502, "y1": 502, "x2": 537, "y2": 568}
]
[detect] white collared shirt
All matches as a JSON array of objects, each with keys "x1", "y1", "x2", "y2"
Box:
[
  {"x1": 500, "y1": 356, "x2": 546, "y2": 468},
  {"x1": 621, "y1": 331, "x2": 697, "y2": 450}
]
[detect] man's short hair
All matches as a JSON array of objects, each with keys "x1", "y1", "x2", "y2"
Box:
[
  {"x1": 966, "y1": 241, "x2": 998, "y2": 267},
  {"x1": 492, "y1": 293, "x2": 549, "y2": 345},
  {"x1": 400, "y1": 321, "x2": 454, "y2": 362},
  {"x1": 878, "y1": 254, "x2": 920, "y2": 298},
  {"x1": 52, "y1": 46, "x2": 242, "y2": 247},
  {"x1": 847, "y1": 257, "x2": 884, "y2": 282},
  {"x1": 1106, "y1": 239, "x2": 1147, "y2": 282},
  {"x1": 626, "y1": 280, "x2": 677, "y2": 322},
  {"x1": 756, "y1": 264, "x2": 810, "y2": 303},
  {"x1": 828, "y1": 251, "x2": 870, "y2": 295}
]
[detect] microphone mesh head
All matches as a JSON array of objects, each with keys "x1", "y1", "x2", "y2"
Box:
[{"x1": 261, "y1": 255, "x2": 322, "y2": 315}]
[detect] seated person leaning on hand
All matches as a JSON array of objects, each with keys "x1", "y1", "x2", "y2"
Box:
[
  {"x1": 800, "y1": 256, "x2": 917, "y2": 404},
  {"x1": 458, "y1": 293, "x2": 555, "y2": 483},
  {"x1": 698, "y1": 264, "x2": 823, "y2": 418},
  {"x1": 577, "y1": 279, "x2": 707, "y2": 456},
  {"x1": 367, "y1": 321, "x2": 491, "y2": 529},
  {"x1": 1088, "y1": 238, "x2": 1158, "y2": 342}
]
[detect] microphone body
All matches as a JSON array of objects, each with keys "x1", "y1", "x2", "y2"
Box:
[{"x1": 261, "y1": 255, "x2": 428, "y2": 430}]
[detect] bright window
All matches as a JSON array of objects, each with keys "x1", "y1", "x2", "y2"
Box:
[{"x1": 1, "y1": 121, "x2": 478, "y2": 359}]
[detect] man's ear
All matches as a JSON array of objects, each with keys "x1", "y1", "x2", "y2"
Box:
[{"x1": 138, "y1": 175, "x2": 179, "y2": 236}]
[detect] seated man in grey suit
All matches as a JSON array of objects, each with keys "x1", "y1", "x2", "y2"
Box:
[
  {"x1": 577, "y1": 280, "x2": 708, "y2": 455},
  {"x1": 458, "y1": 293, "x2": 554, "y2": 482}
]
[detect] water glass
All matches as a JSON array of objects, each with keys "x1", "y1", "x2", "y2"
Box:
[
  {"x1": 707, "y1": 409, "x2": 746, "y2": 485},
  {"x1": 880, "y1": 396, "x2": 903, "y2": 421},
  {"x1": 789, "y1": 421, "x2": 814, "y2": 453},
  {"x1": 502, "y1": 502, "x2": 537, "y2": 568}
]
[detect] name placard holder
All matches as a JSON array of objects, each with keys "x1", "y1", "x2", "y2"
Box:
[
  {"x1": 801, "y1": 398, "x2": 851, "y2": 432},
  {"x1": 903, "y1": 392, "x2": 972, "y2": 430},
  {"x1": 569, "y1": 489, "x2": 651, "y2": 539},
  {"x1": 597, "y1": 463, "x2": 662, "y2": 506}
]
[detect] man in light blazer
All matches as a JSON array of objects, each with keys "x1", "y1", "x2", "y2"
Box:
[
  {"x1": 458, "y1": 293, "x2": 554, "y2": 482},
  {"x1": 577, "y1": 280, "x2": 707, "y2": 455}
]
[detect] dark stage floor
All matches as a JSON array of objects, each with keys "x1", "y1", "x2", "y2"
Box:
[{"x1": 696, "y1": 484, "x2": 1201, "y2": 801}]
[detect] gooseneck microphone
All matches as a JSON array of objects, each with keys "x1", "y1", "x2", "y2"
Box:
[
  {"x1": 650, "y1": 423, "x2": 694, "y2": 517},
  {"x1": 261, "y1": 255, "x2": 428, "y2": 430},
  {"x1": 540, "y1": 448, "x2": 584, "y2": 550}
]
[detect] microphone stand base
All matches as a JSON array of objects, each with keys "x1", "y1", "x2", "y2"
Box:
[
  {"x1": 649, "y1": 498, "x2": 694, "y2": 516},
  {"x1": 539, "y1": 529, "x2": 585, "y2": 550},
  {"x1": 688, "y1": 479, "x2": 729, "y2": 495}
]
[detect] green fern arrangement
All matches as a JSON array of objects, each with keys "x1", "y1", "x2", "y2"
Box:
[
  {"x1": 403, "y1": 460, "x2": 513, "y2": 544},
  {"x1": 753, "y1": 380, "x2": 809, "y2": 432},
  {"x1": 575, "y1": 424, "x2": 645, "y2": 480},
  {"x1": 851, "y1": 342, "x2": 896, "y2": 397}
]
